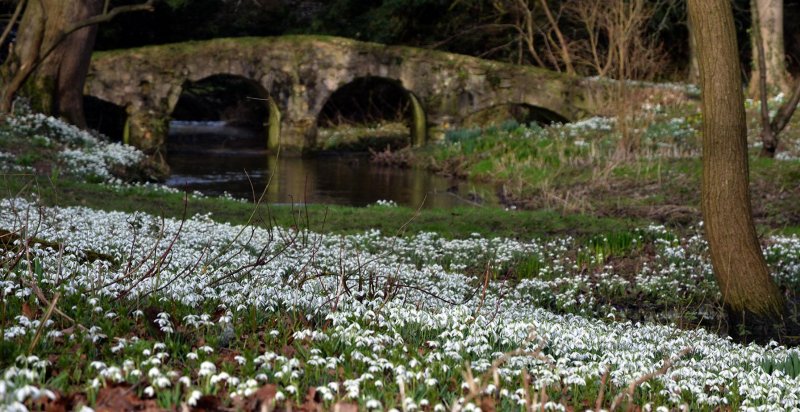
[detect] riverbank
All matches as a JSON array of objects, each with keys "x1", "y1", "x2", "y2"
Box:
[
  {"x1": 3, "y1": 105, "x2": 800, "y2": 410},
  {"x1": 389, "y1": 97, "x2": 800, "y2": 233}
]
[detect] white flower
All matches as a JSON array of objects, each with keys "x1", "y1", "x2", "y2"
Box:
[
  {"x1": 199, "y1": 361, "x2": 216, "y2": 377},
  {"x1": 187, "y1": 390, "x2": 202, "y2": 406}
]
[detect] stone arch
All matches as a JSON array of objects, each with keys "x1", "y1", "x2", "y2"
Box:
[
  {"x1": 83, "y1": 96, "x2": 128, "y2": 143},
  {"x1": 315, "y1": 76, "x2": 427, "y2": 148},
  {"x1": 168, "y1": 74, "x2": 280, "y2": 153},
  {"x1": 463, "y1": 103, "x2": 570, "y2": 128}
]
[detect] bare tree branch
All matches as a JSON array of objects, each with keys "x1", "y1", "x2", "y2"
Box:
[
  {"x1": 0, "y1": 0, "x2": 25, "y2": 52},
  {"x1": 536, "y1": 0, "x2": 574, "y2": 74}
]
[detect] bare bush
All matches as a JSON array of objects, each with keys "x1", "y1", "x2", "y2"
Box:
[{"x1": 565, "y1": 0, "x2": 670, "y2": 159}]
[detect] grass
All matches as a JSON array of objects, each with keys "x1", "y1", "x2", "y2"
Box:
[
  {"x1": 405, "y1": 104, "x2": 800, "y2": 234},
  {"x1": 0, "y1": 173, "x2": 647, "y2": 241},
  {"x1": 316, "y1": 122, "x2": 410, "y2": 152}
]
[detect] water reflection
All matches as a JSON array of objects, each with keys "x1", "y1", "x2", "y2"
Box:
[
  {"x1": 165, "y1": 120, "x2": 498, "y2": 208},
  {"x1": 165, "y1": 151, "x2": 499, "y2": 209}
]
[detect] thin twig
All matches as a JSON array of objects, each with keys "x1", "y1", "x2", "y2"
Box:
[
  {"x1": 0, "y1": 0, "x2": 25, "y2": 52},
  {"x1": 23, "y1": 278, "x2": 85, "y2": 331},
  {"x1": 595, "y1": 365, "x2": 611, "y2": 410},
  {"x1": 609, "y1": 347, "x2": 693, "y2": 411},
  {"x1": 27, "y1": 292, "x2": 60, "y2": 355}
]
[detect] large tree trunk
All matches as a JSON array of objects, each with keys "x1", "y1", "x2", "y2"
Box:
[
  {"x1": 1, "y1": 0, "x2": 102, "y2": 127},
  {"x1": 688, "y1": 0, "x2": 788, "y2": 343},
  {"x1": 749, "y1": 0, "x2": 790, "y2": 95}
]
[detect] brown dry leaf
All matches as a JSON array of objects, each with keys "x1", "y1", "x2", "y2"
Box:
[
  {"x1": 245, "y1": 384, "x2": 278, "y2": 411},
  {"x1": 298, "y1": 387, "x2": 322, "y2": 412},
  {"x1": 281, "y1": 344, "x2": 296, "y2": 358},
  {"x1": 193, "y1": 394, "x2": 221, "y2": 411},
  {"x1": 218, "y1": 348, "x2": 242, "y2": 364},
  {"x1": 94, "y1": 385, "x2": 139, "y2": 412},
  {"x1": 139, "y1": 399, "x2": 165, "y2": 412},
  {"x1": 332, "y1": 401, "x2": 359, "y2": 412},
  {"x1": 479, "y1": 396, "x2": 497, "y2": 412},
  {"x1": 40, "y1": 392, "x2": 89, "y2": 412},
  {"x1": 22, "y1": 302, "x2": 35, "y2": 319},
  {"x1": 28, "y1": 390, "x2": 66, "y2": 412}
]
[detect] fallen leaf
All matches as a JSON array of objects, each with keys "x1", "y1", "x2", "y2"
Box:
[
  {"x1": 94, "y1": 385, "x2": 138, "y2": 412},
  {"x1": 281, "y1": 344, "x2": 296, "y2": 358},
  {"x1": 22, "y1": 302, "x2": 35, "y2": 319},
  {"x1": 245, "y1": 384, "x2": 277, "y2": 411},
  {"x1": 332, "y1": 401, "x2": 359, "y2": 412},
  {"x1": 28, "y1": 389, "x2": 65, "y2": 412},
  {"x1": 193, "y1": 394, "x2": 220, "y2": 411},
  {"x1": 298, "y1": 387, "x2": 322, "y2": 412},
  {"x1": 480, "y1": 396, "x2": 497, "y2": 412}
]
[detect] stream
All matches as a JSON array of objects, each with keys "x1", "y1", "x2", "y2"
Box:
[{"x1": 164, "y1": 121, "x2": 499, "y2": 208}]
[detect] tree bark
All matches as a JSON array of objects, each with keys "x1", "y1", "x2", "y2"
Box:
[
  {"x1": 688, "y1": 0, "x2": 788, "y2": 343},
  {"x1": 749, "y1": 0, "x2": 790, "y2": 95},
  {"x1": 1, "y1": 0, "x2": 103, "y2": 127},
  {"x1": 17, "y1": 0, "x2": 103, "y2": 127},
  {"x1": 1, "y1": 0, "x2": 154, "y2": 127}
]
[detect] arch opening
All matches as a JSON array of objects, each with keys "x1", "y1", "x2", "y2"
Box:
[
  {"x1": 83, "y1": 96, "x2": 128, "y2": 143},
  {"x1": 316, "y1": 76, "x2": 425, "y2": 150},
  {"x1": 168, "y1": 74, "x2": 277, "y2": 154},
  {"x1": 464, "y1": 103, "x2": 569, "y2": 128}
]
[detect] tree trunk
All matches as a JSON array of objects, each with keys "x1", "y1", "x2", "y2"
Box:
[
  {"x1": 1, "y1": 0, "x2": 102, "y2": 127},
  {"x1": 688, "y1": 0, "x2": 788, "y2": 343},
  {"x1": 749, "y1": 0, "x2": 790, "y2": 95}
]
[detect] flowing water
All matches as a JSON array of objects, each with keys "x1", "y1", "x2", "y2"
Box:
[{"x1": 165, "y1": 121, "x2": 499, "y2": 208}]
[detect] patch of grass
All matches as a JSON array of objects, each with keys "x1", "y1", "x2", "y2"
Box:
[
  {"x1": 417, "y1": 115, "x2": 800, "y2": 230},
  {"x1": 315, "y1": 122, "x2": 409, "y2": 152},
  {"x1": 0, "y1": 173, "x2": 646, "y2": 240}
]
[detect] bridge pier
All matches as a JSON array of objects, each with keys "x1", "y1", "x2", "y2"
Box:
[
  {"x1": 277, "y1": 118, "x2": 317, "y2": 152},
  {"x1": 409, "y1": 93, "x2": 427, "y2": 147},
  {"x1": 126, "y1": 109, "x2": 169, "y2": 161}
]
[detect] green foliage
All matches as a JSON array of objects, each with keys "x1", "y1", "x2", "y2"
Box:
[
  {"x1": 505, "y1": 253, "x2": 545, "y2": 280},
  {"x1": 761, "y1": 352, "x2": 800, "y2": 378},
  {"x1": 15, "y1": 152, "x2": 38, "y2": 167},
  {"x1": 578, "y1": 231, "x2": 643, "y2": 268}
]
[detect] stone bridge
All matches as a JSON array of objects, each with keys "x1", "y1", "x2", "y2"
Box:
[{"x1": 85, "y1": 35, "x2": 655, "y2": 156}]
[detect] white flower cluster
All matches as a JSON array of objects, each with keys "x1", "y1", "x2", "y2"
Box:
[
  {"x1": 2, "y1": 112, "x2": 144, "y2": 183},
  {"x1": 564, "y1": 116, "x2": 616, "y2": 134},
  {"x1": 0, "y1": 151, "x2": 31, "y2": 173},
  {"x1": 0, "y1": 356, "x2": 55, "y2": 412},
  {"x1": 1, "y1": 199, "x2": 800, "y2": 409},
  {"x1": 370, "y1": 199, "x2": 398, "y2": 208},
  {"x1": 5, "y1": 112, "x2": 97, "y2": 147},
  {"x1": 59, "y1": 143, "x2": 144, "y2": 183}
]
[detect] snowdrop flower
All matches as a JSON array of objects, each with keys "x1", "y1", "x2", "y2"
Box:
[
  {"x1": 187, "y1": 390, "x2": 202, "y2": 406},
  {"x1": 199, "y1": 362, "x2": 216, "y2": 377}
]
